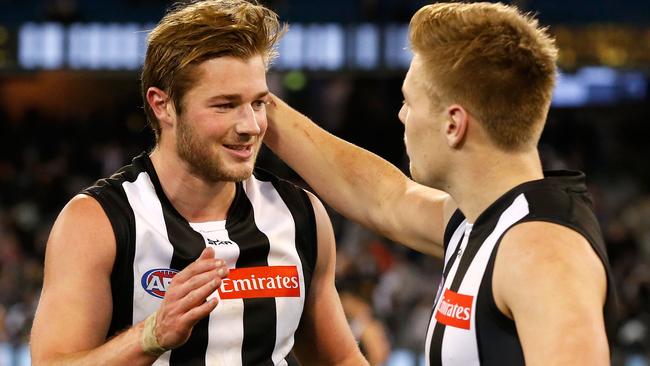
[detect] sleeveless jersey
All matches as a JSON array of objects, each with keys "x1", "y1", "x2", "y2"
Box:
[
  {"x1": 425, "y1": 171, "x2": 618, "y2": 366},
  {"x1": 82, "y1": 153, "x2": 317, "y2": 366}
]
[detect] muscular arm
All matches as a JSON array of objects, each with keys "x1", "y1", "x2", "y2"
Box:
[
  {"x1": 493, "y1": 222, "x2": 609, "y2": 366},
  {"x1": 293, "y1": 193, "x2": 369, "y2": 366},
  {"x1": 30, "y1": 195, "x2": 228, "y2": 365},
  {"x1": 266, "y1": 95, "x2": 453, "y2": 257}
]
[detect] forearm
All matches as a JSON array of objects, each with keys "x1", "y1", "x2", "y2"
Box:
[
  {"x1": 334, "y1": 353, "x2": 371, "y2": 366},
  {"x1": 266, "y1": 96, "x2": 410, "y2": 235},
  {"x1": 34, "y1": 321, "x2": 159, "y2": 366}
]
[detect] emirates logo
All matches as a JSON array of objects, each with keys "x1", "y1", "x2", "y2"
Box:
[
  {"x1": 435, "y1": 288, "x2": 474, "y2": 330},
  {"x1": 218, "y1": 266, "x2": 301, "y2": 299}
]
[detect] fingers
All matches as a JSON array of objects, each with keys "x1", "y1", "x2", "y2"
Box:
[
  {"x1": 168, "y1": 260, "x2": 228, "y2": 302},
  {"x1": 267, "y1": 92, "x2": 278, "y2": 107},
  {"x1": 172, "y1": 248, "x2": 220, "y2": 282},
  {"x1": 183, "y1": 297, "x2": 220, "y2": 325},
  {"x1": 172, "y1": 274, "x2": 223, "y2": 330},
  {"x1": 152, "y1": 248, "x2": 229, "y2": 349},
  {"x1": 176, "y1": 269, "x2": 227, "y2": 310}
]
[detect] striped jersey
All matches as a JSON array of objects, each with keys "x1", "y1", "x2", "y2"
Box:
[
  {"x1": 425, "y1": 171, "x2": 617, "y2": 366},
  {"x1": 82, "y1": 153, "x2": 317, "y2": 366}
]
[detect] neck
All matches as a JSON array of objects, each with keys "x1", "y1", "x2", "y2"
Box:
[
  {"x1": 447, "y1": 148, "x2": 543, "y2": 223},
  {"x1": 149, "y1": 146, "x2": 236, "y2": 222}
]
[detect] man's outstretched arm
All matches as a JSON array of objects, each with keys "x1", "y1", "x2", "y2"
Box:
[{"x1": 265, "y1": 95, "x2": 453, "y2": 257}]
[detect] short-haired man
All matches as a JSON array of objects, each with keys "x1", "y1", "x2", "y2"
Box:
[
  {"x1": 265, "y1": 3, "x2": 617, "y2": 365},
  {"x1": 30, "y1": 1, "x2": 367, "y2": 365}
]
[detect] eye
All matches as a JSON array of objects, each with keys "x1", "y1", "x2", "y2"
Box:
[
  {"x1": 212, "y1": 103, "x2": 235, "y2": 112},
  {"x1": 251, "y1": 100, "x2": 267, "y2": 111}
]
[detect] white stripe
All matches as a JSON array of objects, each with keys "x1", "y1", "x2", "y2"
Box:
[
  {"x1": 439, "y1": 194, "x2": 529, "y2": 366},
  {"x1": 244, "y1": 177, "x2": 304, "y2": 366},
  {"x1": 123, "y1": 172, "x2": 174, "y2": 365},
  {"x1": 425, "y1": 218, "x2": 467, "y2": 366},
  {"x1": 194, "y1": 222, "x2": 244, "y2": 366}
]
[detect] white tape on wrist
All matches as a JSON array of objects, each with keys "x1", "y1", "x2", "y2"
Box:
[{"x1": 141, "y1": 312, "x2": 168, "y2": 357}]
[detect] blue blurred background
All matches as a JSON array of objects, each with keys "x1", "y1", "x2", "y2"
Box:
[{"x1": 1, "y1": 1, "x2": 649, "y2": 365}]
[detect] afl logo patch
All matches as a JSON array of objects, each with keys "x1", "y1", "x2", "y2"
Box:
[{"x1": 141, "y1": 268, "x2": 179, "y2": 299}]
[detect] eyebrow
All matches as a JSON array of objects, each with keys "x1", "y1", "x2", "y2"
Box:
[{"x1": 208, "y1": 91, "x2": 270, "y2": 103}]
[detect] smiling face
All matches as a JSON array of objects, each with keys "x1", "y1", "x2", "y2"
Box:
[{"x1": 173, "y1": 55, "x2": 269, "y2": 183}]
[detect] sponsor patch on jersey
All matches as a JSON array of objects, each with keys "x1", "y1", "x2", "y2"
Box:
[
  {"x1": 435, "y1": 288, "x2": 474, "y2": 330},
  {"x1": 141, "y1": 268, "x2": 179, "y2": 299},
  {"x1": 219, "y1": 266, "x2": 300, "y2": 299},
  {"x1": 206, "y1": 238, "x2": 236, "y2": 246}
]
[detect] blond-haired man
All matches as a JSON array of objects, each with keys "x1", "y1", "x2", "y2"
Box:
[
  {"x1": 30, "y1": 1, "x2": 367, "y2": 365},
  {"x1": 266, "y1": 3, "x2": 617, "y2": 365}
]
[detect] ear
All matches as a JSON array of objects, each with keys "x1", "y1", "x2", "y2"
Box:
[
  {"x1": 444, "y1": 104, "x2": 469, "y2": 148},
  {"x1": 146, "y1": 87, "x2": 176, "y2": 128}
]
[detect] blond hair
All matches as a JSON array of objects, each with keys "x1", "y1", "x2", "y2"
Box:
[
  {"x1": 409, "y1": 2, "x2": 558, "y2": 150},
  {"x1": 141, "y1": 0, "x2": 285, "y2": 142}
]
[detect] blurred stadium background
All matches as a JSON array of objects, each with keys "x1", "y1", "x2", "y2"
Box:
[{"x1": 1, "y1": 0, "x2": 650, "y2": 365}]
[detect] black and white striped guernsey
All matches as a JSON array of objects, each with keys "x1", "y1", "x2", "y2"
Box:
[
  {"x1": 425, "y1": 170, "x2": 617, "y2": 366},
  {"x1": 82, "y1": 153, "x2": 318, "y2": 366}
]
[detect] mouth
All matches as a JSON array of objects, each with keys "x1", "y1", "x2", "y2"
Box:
[{"x1": 223, "y1": 143, "x2": 254, "y2": 159}]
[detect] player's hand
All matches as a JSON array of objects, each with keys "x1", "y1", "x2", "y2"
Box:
[
  {"x1": 265, "y1": 93, "x2": 280, "y2": 125},
  {"x1": 264, "y1": 93, "x2": 304, "y2": 145},
  {"x1": 153, "y1": 247, "x2": 228, "y2": 349},
  {"x1": 265, "y1": 93, "x2": 296, "y2": 125}
]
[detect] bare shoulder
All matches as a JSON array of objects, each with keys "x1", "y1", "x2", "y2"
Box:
[
  {"x1": 307, "y1": 190, "x2": 331, "y2": 220},
  {"x1": 32, "y1": 194, "x2": 117, "y2": 360},
  {"x1": 304, "y1": 190, "x2": 334, "y2": 258},
  {"x1": 45, "y1": 194, "x2": 115, "y2": 281},
  {"x1": 498, "y1": 221, "x2": 605, "y2": 276},
  {"x1": 45, "y1": 193, "x2": 116, "y2": 277},
  {"x1": 493, "y1": 220, "x2": 606, "y2": 318}
]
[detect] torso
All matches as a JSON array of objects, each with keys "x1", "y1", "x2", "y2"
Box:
[
  {"x1": 425, "y1": 170, "x2": 617, "y2": 366},
  {"x1": 83, "y1": 153, "x2": 317, "y2": 366}
]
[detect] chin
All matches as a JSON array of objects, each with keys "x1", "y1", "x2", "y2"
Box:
[
  {"x1": 229, "y1": 169, "x2": 255, "y2": 182},
  {"x1": 410, "y1": 165, "x2": 440, "y2": 189},
  {"x1": 409, "y1": 164, "x2": 421, "y2": 182},
  {"x1": 222, "y1": 162, "x2": 257, "y2": 182}
]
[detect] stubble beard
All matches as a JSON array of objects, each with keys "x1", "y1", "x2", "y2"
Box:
[{"x1": 176, "y1": 117, "x2": 256, "y2": 183}]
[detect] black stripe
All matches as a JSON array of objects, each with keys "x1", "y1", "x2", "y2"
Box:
[
  {"x1": 443, "y1": 209, "x2": 466, "y2": 251},
  {"x1": 83, "y1": 172, "x2": 137, "y2": 338},
  {"x1": 426, "y1": 218, "x2": 466, "y2": 365},
  {"x1": 166, "y1": 212, "x2": 210, "y2": 366},
  {"x1": 428, "y1": 221, "x2": 470, "y2": 366},
  {"x1": 429, "y1": 216, "x2": 498, "y2": 366},
  {"x1": 227, "y1": 182, "x2": 276, "y2": 366},
  {"x1": 269, "y1": 179, "x2": 317, "y2": 298},
  {"x1": 141, "y1": 157, "x2": 209, "y2": 365},
  {"x1": 285, "y1": 351, "x2": 300, "y2": 366}
]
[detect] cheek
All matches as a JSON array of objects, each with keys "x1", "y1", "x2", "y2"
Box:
[
  {"x1": 257, "y1": 112, "x2": 269, "y2": 134},
  {"x1": 404, "y1": 112, "x2": 421, "y2": 138}
]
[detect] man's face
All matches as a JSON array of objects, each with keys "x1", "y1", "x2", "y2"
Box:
[
  {"x1": 175, "y1": 55, "x2": 269, "y2": 183},
  {"x1": 398, "y1": 55, "x2": 447, "y2": 188}
]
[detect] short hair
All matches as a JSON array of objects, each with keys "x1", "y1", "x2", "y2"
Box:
[
  {"x1": 141, "y1": 0, "x2": 285, "y2": 142},
  {"x1": 409, "y1": 2, "x2": 558, "y2": 150}
]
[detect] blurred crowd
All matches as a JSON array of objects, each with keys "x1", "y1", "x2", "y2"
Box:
[{"x1": 1, "y1": 74, "x2": 649, "y2": 366}]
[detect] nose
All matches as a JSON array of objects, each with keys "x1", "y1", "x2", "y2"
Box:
[
  {"x1": 398, "y1": 104, "x2": 408, "y2": 125},
  {"x1": 235, "y1": 104, "x2": 262, "y2": 135}
]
